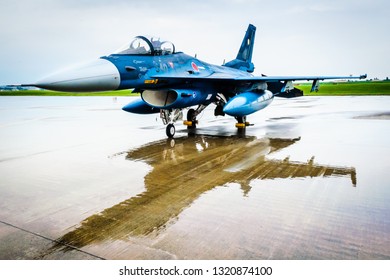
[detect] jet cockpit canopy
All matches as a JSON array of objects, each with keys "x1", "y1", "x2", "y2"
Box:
[{"x1": 114, "y1": 36, "x2": 175, "y2": 56}]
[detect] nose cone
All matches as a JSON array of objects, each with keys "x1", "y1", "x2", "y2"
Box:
[{"x1": 35, "y1": 59, "x2": 121, "y2": 92}]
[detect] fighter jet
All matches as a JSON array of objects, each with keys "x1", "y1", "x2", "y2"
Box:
[{"x1": 31, "y1": 24, "x2": 366, "y2": 138}]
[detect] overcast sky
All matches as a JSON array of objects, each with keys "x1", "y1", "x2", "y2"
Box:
[{"x1": 0, "y1": 0, "x2": 389, "y2": 85}]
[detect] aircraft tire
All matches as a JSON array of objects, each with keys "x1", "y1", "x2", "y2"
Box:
[
  {"x1": 187, "y1": 108, "x2": 195, "y2": 120},
  {"x1": 166, "y1": 124, "x2": 175, "y2": 138},
  {"x1": 187, "y1": 109, "x2": 196, "y2": 129}
]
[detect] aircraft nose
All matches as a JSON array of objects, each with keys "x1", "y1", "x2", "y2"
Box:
[{"x1": 35, "y1": 59, "x2": 121, "y2": 92}]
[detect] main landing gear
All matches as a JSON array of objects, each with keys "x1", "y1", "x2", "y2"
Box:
[
  {"x1": 160, "y1": 106, "x2": 249, "y2": 138},
  {"x1": 184, "y1": 108, "x2": 197, "y2": 129},
  {"x1": 183, "y1": 105, "x2": 207, "y2": 130}
]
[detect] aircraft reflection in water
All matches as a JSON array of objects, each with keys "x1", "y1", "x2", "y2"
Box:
[{"x1": 50, "y1": 135, "x2": 356, "y2": 253}]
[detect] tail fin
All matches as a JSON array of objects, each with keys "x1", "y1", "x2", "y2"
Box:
[{"x1": 224, "y1": 24, "x2": 256, "y2": 73}]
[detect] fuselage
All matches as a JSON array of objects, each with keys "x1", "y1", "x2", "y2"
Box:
[
  {"x1": 36, "y1": 52, "x2": 259, "y2": 95},
  {"x1": 32, "y1": 32, "x2": 276, "y2": 138},
  {"x1": 35, "y1": 51, "x2": 274, "y2": 116}
]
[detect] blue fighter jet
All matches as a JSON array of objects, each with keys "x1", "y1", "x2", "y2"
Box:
[{"x1": 32, "y1": 24, "x2": 366, "y2": 138}]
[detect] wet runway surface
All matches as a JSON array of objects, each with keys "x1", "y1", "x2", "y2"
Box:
[{"x1": 0, "y1": 96, "x2": 389, "y2": 259}]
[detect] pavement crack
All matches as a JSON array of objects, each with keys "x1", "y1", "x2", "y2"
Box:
[{"x1": 0, "y1": 220, "x2": 105, "y2": 260}]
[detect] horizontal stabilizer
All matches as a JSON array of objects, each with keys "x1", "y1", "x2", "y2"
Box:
[{"x1": 268, "y1": 81, "x2": 303, "y2": 98}]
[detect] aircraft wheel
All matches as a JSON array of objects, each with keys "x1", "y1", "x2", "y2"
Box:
[
  {"x1": 166, "y1": 124, "x2": 175, "y2": 138},
  {"x1": 187, "y1": 109, "x2": 197, "y2": 129}
]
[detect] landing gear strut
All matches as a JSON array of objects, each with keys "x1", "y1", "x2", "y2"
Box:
[
  {"x1": 183, "y1": 105, "x2": 207, "y2": 129},
  {"x1": 235, "y1": 116, "x2": 248, "y2": 136},
  {"x1": 214, "y1": 93, "x2": 227, "y2": 117},
  {"x1": 160, "y1": 105, "x2": 208, "y2": 138}
]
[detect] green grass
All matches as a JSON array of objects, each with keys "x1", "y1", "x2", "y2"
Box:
[
  {"x1": 296, "y1": 81, "x2": 390, "y2": 96},
  {"x1": 0, "y1": 89, "x2": 138, "y2": 96},
  {"x1": 1, "y1": 81, "x2": 390, "y2": 96}
]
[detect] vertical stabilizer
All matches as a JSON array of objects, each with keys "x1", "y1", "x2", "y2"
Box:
[{"x1": 224, "y1": 24, "x2": 256, "y2": 72}]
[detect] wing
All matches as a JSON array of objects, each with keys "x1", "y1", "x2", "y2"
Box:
[
  {"x1": 235, "y1": 74, "x2": 367, "y2": 82},
  {"x1": 153, "y1": 72, "x2": 366, "y2": 82},
  {"x1": 152, "y1": 73, "x2": 367, "y2": 92}
]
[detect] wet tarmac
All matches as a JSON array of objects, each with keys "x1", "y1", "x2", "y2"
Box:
[{"x1": 0, "y1": 96, "x2": 389, "y2": 259}]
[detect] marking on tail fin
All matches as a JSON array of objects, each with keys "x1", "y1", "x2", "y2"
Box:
[{"x1": 224, "y1": 24, "x2": 256, "y2": 73}]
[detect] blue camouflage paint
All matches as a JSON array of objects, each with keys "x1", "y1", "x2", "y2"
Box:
[
  {"x1": 32, "y1": 24, "x2": 366, "y2": 137},
  {"x1": 223, "y1": 90, "x2": 274, "y2": 117}
]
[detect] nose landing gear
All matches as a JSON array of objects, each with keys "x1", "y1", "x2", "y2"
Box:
[
  {"x1": 166, "y1": 123, "x2": 176, "y2": 138},
  {"x1": 160, "y1": 105, "x2": 208, "y2": 138},
  {"x1": 160, "y1": 109, "x2": 183, "y2": 138}
]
